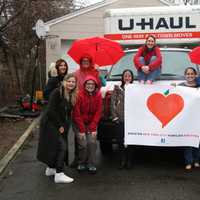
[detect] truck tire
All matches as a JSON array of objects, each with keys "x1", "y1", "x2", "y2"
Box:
[{"x1": 99, "y1": 141, "x2": 113, "y2": 155}]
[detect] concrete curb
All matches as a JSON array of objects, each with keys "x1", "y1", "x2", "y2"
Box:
[{"x1": 0, "y1": 116, "x2": 40, "y2": 175}]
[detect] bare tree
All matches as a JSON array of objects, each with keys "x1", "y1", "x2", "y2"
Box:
[{"x1": 0, "y1": 0, "x2": 80, "y2": 104}]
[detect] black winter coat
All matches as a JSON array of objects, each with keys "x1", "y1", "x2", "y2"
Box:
[
  {"x1": 37, "y1": 87, "x2": 72, "y2": 167},
  {"x1": 43, "y1": 75, "x2": 65, "y2": 100}
]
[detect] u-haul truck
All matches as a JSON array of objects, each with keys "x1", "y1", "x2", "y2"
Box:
[
  {"x1": 104, "y1": 5, "x2": 200, "y2": 45},
  {"x1": 98, "y1": 5, "x2": 200, "y2": 154}
]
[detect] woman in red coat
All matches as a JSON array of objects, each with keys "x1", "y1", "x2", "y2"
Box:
[
  {"x1": 73, "y1": 75, "x2": 102, "y2": 174},
  {"x1": 71, "y1": 54, "x2": 105, "y2": 168},
  {"x1": 134, "y1": 35, "x2": 162, "y2": 84}
]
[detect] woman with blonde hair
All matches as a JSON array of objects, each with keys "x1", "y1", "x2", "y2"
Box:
[{"x1": 37, "y1": 73, "x2": 78, "y2": 183}]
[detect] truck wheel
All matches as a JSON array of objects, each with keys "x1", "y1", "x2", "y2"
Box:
[{"x1": 99, "y1": 141, "x2": 113, "y2": 155}]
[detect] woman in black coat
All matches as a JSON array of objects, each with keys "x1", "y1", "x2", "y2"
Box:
[
  {"x1": 37, "y1": 73, "x2": 78, "y2": 183},
  {"x1": 43, "y1": 59, "x2": 68, "y2": 100}
]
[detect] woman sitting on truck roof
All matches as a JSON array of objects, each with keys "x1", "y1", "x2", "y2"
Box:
[{"x1": 133, "y1": 35, "x2": 162, "y2": 84}]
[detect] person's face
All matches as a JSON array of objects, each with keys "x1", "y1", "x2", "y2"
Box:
[
  {"x1": 65, "y1": 77, "x2": 76, "y2": 91},
  {"x1": 146, "y1": 37, "x2": 156, "y2": 49},
  {"x1": 58, "y1": 62, "x2": 67, "y2": 75},
  {"x1": 185, "y1": 69, "x2": 197, "y2": 83},
  {"x1": 81, "y1": 58, "x2": 90, "y2": 69},
  {"x1": 123, "y1": 71, "x2": 133, "y2": 84},
  {"x1": 85, "y1": 80, "x2": 96, "y2": 93}
]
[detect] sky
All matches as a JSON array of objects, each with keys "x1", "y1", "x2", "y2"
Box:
[
  {"x1": 75, "y1": 0, "x2": 103, "y2": 7},
  {"x1": 88, "y1": 0, "x2": 103, "y2": 3},
  {"x1": 85, "y1": 0, "x2": 103, "y2": 5}
]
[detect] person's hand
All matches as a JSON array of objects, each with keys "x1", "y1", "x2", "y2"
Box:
[
  {"x1": 144, "y1": 66, "x2": 150, "y2": 74},
  {"x1": 94, "y1": 64, "x2": 100, "y2": 70},
  {"x1": 79, "y1": 133, "x2": 86, "y2": 140},
  {"x1": 59, "y1": 126, "x2": 65, "y2": 134},
  {"x1": 141, "y1": 65, "x2": 150, "y2": 74},
  {"x1": 91, "y1": 131, "x2": 97, "y2": 137},
  {"x1": 112, "y1": 117, "x2": 119, "y2": 124}
]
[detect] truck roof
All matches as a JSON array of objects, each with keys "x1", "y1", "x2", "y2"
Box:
[
  {"x1": 104, "y1": 5, "x2": 200, "y2": 17},
  {"x1": 124, "y1": 47, "x2": 192, "y2": 53}
]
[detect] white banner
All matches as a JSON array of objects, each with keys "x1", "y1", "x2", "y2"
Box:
[{"x1": 125, "y1": 84, "x2": 200, "y2": 147}]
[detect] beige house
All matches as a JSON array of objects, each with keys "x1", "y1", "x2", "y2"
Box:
[{"x1": 44, "y1": 0, "x2": 171, "y2": 72}]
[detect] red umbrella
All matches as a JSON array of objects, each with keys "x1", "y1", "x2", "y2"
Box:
[
  {"x1": 189, "y1": 46, "x2": 200, "y2": 65},
  {"x1": 67, "y1": 37, "x2": 124, "y2": 66}
]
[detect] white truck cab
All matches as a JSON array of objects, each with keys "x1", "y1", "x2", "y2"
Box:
[{"x1": 101, "y1": 47, "x2": 198, "y2": 97}]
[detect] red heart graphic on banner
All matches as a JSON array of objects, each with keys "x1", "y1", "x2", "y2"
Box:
[{"x1": 147, "y1": 93, "x2": 184, "y2": 128}]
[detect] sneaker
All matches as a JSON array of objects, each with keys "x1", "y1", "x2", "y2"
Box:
[
  {"x1": 54, "y1": 172, "x2": 74, "y2": 183},
  {"x1": 77, "y1": 164, "x2": 86, "y2": 172},
  {"x1": 146, "y1": 80, "x2": 153, "y2": 84},
  {"x1": 185, "y1": 164, "x2": 192, "y2": 170},
  {"x1": 45, "y1": 167, "x2": 56, "y2": 176},
  {"x1": 194, "y1": 162, "x2": 200, "y2": 168},
  {"x1": 88, "y1": 165, "x2": 97, "y2": 174},
  {"x1": 139, "y1": 80, "x2": 145, "y2": 84}
]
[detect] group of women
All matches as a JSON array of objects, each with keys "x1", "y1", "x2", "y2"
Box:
[{"x1": 37, "y1": 35, "x2": 200, "y2": 184}]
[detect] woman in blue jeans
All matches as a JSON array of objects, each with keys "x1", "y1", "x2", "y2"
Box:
[
  {"x1": 178, "y1": 67, "x2": 200, "y2": 170},
  {"x1": 134, "y1": 35, "x2": 162, "y2": 84}
]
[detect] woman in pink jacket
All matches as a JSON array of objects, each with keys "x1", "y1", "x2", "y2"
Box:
[
  {"x1": 134, "y1": 35, "x2": 162, "y2": 84},
  {"x1": 74, "y1": 54, "x2": 101, "y2": 90}
]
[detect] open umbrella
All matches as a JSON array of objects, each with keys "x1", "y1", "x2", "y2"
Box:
[
  {"x1": 67, "y1": 37, "x2": 124, "y2": 67},
  {"x1": 189, "y1": 46, "x2": 200, "y2": 65}
]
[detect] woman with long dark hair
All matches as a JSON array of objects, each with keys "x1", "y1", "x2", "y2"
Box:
[
  {"x1": 178, "y1": 67, "x2": 200, "y2": 170},
  {"x1": 111, "y1": 69, "x2": 134, "y2": 169},
  {"x1": 44, "y1": 59, "x2": 68, "y2": 100},
  {"x1": 134, "y1": 35, "x2": 162, "y2": 84}
]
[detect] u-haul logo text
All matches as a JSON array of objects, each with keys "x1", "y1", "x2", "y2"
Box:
[{"x1": 118, "y1": 16, "x2": 196, "y2": 31}]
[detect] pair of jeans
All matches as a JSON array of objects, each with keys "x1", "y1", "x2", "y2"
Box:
[
  {"x1": 184, "y1": 147, "x2": 200, "y2": 165},
  {"x1": 76, "y1": 132, "x2": 97, "y2": 166},
  {"x1": 137, "y1": 56, "x2": 161, "y2": 81}
]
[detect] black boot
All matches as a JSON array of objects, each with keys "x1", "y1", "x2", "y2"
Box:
[
  {"x1": 125, "y1": 146, "x2": 132, "y2": 169},
  {"x1": 119, "y1": 147, "x2": 126, "y2": 169}
]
